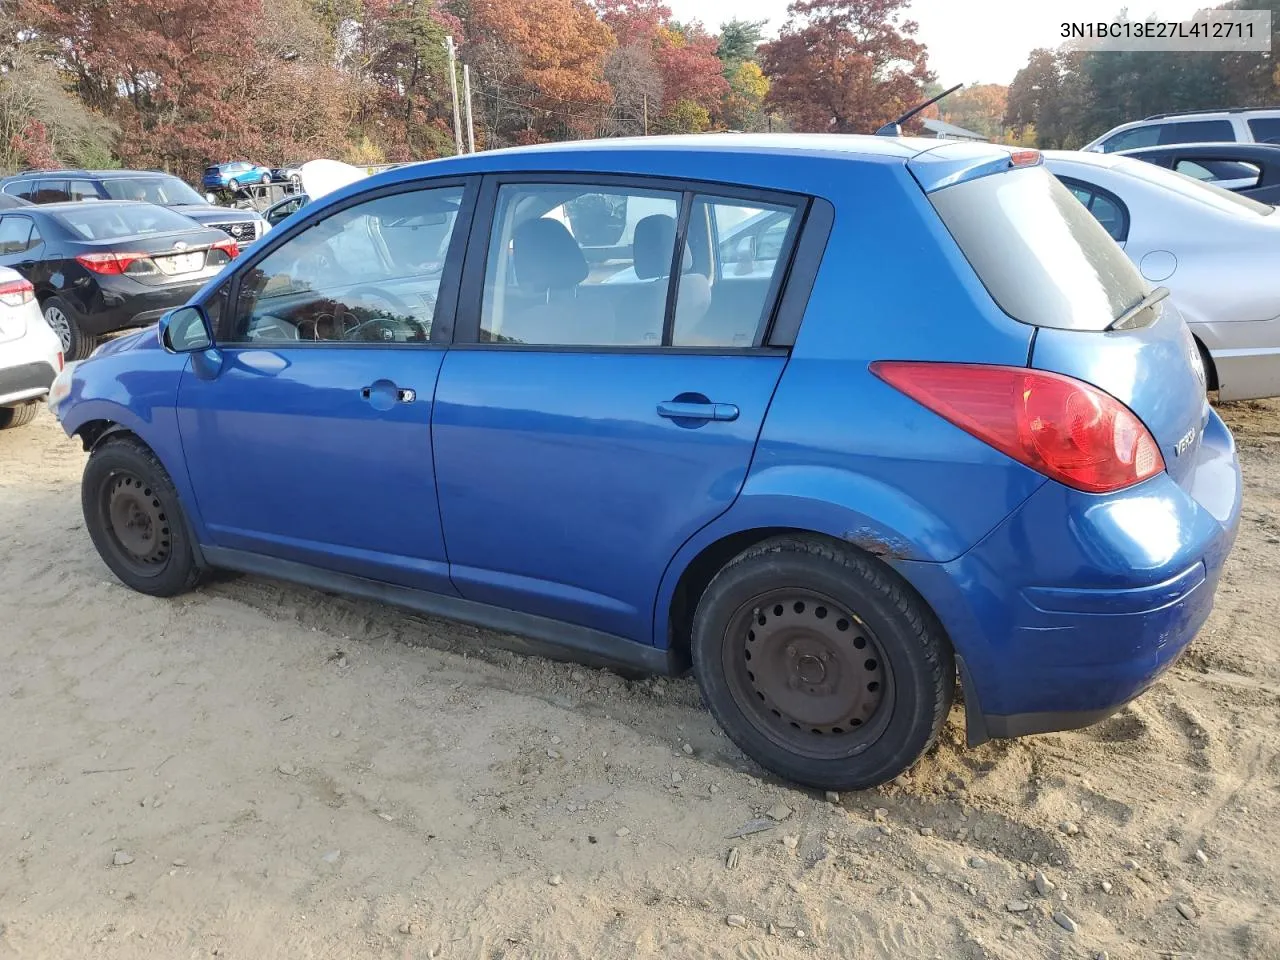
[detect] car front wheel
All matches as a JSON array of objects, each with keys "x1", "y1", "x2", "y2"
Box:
[
  {"x1": 82, "y1": 435, "x2": 202, "y2": 597},
  {"x1": 691, "y1": 537, "x2": 954, "y2": 791},
  {"x1": 227, "y1": 178, "x2": 239, "y2": 190}
]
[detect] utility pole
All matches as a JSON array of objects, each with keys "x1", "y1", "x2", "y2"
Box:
[
  {"x1": 642, "y1": 93, "x2": 648, "y2": 136},
  {"x1": 462, "y1": 64, "x2": 476, "y2": 153},
  {"x1": 445, "y1": 35, "x2": 463, "y2": 156}
]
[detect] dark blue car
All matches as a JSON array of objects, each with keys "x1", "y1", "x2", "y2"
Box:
[{"x1": 47, "y1": 135, "x2": 1241, "y2": 790}]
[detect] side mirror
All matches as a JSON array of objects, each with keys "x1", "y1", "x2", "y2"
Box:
[{"x1": 159, "y1": 305, "x2": 213, "y2": 353}]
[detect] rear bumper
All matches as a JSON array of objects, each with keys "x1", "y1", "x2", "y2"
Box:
[
  {"x1": 62, "y1": 274, "x2": 208, "y2": 337},
  {"x1": 899, "y1": 410, "x2": 1242, "y2": 743},
  {"x1": 0, "y1": 359, "x2": 57, "y2": 406}
]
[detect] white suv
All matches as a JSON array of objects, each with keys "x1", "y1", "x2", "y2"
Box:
[
  {"x1": 0, "y1": 265, "x2": 63, "y2": 429},
  {"x1": 1084, "y1": 109, "x2": 1280, "y2": 154}
]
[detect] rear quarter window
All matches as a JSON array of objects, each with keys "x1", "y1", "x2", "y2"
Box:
[
  {"x1": 1247, "y1": 117, "x2": 1280, "y2": 143},
  {"x1": 1158, "y1": 119, "x2": 1234, "y2": 144},
  {"x1": 928, "y1": 166, "x2": 1146, "y2": 331}
]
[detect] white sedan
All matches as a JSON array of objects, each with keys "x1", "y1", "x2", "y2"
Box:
[
  {"x1": 0, "y1": 265, "x2": 63, "y2": 428},
  {"x1": 1044, "y1": 150, "x2": 1280, "y2": 401}
]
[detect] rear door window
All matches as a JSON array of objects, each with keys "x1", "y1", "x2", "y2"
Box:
[
  {"x1": 1158, "y1": 119, "x2": 1234, "y2": 145},
  {"x1": 1247, "y1": 117, "x2": 1280, "y2": 143},
  {"x1": 31, "y1": 180, "x2": 70, "y2": 203},
  {"x1": 929, "y1": 166, "x2": 1146, "y2": 331}
]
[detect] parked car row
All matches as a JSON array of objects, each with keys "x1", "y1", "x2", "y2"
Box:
[
  {"x1": 45, "y1": 134, "x2": 1242, "y2": 793},
  {"x1": 0, "y1": 170, "x2": 265, "y2": 359},
  {"x1": 202, "y1": 160, "x2": 306, "y2": 192}
]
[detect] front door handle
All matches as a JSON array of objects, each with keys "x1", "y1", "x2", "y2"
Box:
[
  {"x1": 656, "y1": 400, "x2": 740, "y2": 422},
  {"x1": 361, "y1": 380, "x2": 416, "y2": 410}
]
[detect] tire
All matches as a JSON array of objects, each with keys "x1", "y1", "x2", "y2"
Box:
[
  {"x1": 691, "y1": 537, "x2": 954, "y2": 791},
  {"x1": 227, "y1": 178, "x2": 239, "y2": 191},
  {"x1": 0, "y1": 402, "x2": 39, "y2": 429},
  {"x1": 259, "y1": 172, "x2": 270, "y2": 184},
  {"x1": 81, "y1": 434, "x2": 202, "y2": 597},
  {"x1": 43, "y1": 296, "x2": 97, "y2": 360}
]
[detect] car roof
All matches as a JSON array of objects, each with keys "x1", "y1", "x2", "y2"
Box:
[
  {"x1": 1118, "y1": 141, "x2": 1280, "y2": 159},
  {"x1": 1, "y1": 169, "x2": 173, "y2": 180}
]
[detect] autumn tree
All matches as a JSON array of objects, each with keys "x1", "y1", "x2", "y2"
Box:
[
  {"x1": 0, "y1": 44, "x2": 117, "y2": 173},
  {"x1": 465, "y1": 0, "x2": 614, "y2": 145},
  {"x1": 940, "y1": 84, "x2": 1007, "y2": 139},
  {"x1": 760, "y1": 0, "x2": 932, "y2": 134},
  {"x1": 598, "y1": 0, "x2": 726, "y2": 132},
  {"x1": 722, "y1": 61, "x2": 769, "y2": 131}
]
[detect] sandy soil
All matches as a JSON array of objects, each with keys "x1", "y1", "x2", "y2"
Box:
[{"x1": 1, "y1": 401, "x2": 1278, "y2": 960}]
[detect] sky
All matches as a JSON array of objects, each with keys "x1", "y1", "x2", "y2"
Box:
[{"x1": 667, "y1": 0, "x2": 1212, "y2": 85}]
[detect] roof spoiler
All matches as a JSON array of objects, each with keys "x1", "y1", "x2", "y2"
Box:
[{"x1": 875, "y1": 84, "x2": 964, "y2": 137}]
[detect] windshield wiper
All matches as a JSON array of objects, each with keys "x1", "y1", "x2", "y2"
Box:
[{"x1": 1109, "y1": 285, "x2": 1170, "y2": 331}]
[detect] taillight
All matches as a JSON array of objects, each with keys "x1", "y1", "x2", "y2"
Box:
[
  {"x1": 0, "y1": 276, "x2": 34, "y2": 306},
  {"x1": 871, "y1": 361, "x2": 1164, "y2": 493},
  {"x1": 210, "y1": 237, "x2": 239, "y2": 260},
  {"x1": 57, "y1": 351, "x2": 65, "y2": 371},
  {"x1": 75, "y1": 252, "x2": 149, "y2": 275}
]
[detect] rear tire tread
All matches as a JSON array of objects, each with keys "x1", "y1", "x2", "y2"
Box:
[
  {"x1": 691, "y1": 536, "x2": 954, "y2": 790},
  {"x1": 0, "y1": 403, "x2": 39, "y2": 429}
]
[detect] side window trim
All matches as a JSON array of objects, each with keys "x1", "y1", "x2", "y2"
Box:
[
  {"x1": 211, "y1": 175, "x2": 480, "y2": 347},
  {"x1": 1057, "y1": 175, "x2": 1130, "y2": 243},
  {"x1": 453, "y1": 171, "x2": 813, "y2": 353}
]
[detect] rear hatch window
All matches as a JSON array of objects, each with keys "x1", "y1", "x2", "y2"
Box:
[
  {"x1": 928, "y1": 166, "x2": 1146, "y2": 331},
  {"x1": 55, "y1": 204, "x2": 201, "y2": 241}
]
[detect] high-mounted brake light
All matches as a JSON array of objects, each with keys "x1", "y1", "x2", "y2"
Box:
[
  {"x1": 1009, "y1": 149, "x2": 1041, "y2": 168},
  {"x1": 871, "y1": 361, "x2": 1164, "y2": 493},
  {"x1": 0, "y1": 276, "x2": 34, "y2": 306},
  {"x1": 75, "y1": 251, "x2": 149, "y2": 275}
]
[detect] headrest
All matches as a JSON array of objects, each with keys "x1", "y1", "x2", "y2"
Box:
[
  {"x1": 512, "y1": 218, "x2": 588, "y2": 292},
  {"x1": 633, "y1": 214, "x2": 693, "y2": 280}
]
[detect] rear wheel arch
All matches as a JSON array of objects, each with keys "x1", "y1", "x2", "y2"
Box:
[
  {"x1": 1192, "y1": 333, "x2": 1219, "y2": 391},
  {"x1": 666, "y1": 526, "x2": 956, "y2": 662}
]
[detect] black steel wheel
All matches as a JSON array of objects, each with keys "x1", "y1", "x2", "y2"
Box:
[
  {"x1": 102, "y1": 473, "x2": 172, "y2": 577},
  {"x1": 691, "y1": 537, "x2": 953, "y2": 791},
  {"x1": 82, "y1": 435, "x2": 202, "y2": 597},
  {"x1": 725, "y1": 589, "x2": 894, "y2": 760}
]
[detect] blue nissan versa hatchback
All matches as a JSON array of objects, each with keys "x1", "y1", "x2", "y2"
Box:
[{"x1": 48, "y1": 135, "x2": 1242, "y2": 790}]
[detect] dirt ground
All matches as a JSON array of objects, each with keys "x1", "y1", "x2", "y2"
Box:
[{"x1": 1, "y1": 400, "x2": 1278, "y2": 960}]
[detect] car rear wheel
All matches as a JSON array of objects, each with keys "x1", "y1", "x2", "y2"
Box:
[
  {"x1": 691, "y1": 537, "x2": 954, "y2": 791},
  {"x1": 0, "y1": 402, "x2": 39, "y2": 429},
  {"x1": 43, "y1": 296, "x2": 96, "y2": 361},
  {"x1": 259, "y1": 172, "x2": 270, "y2": 184},
  {"x1": 82, "y1": 435, "x2": 201, "y2": 597}
]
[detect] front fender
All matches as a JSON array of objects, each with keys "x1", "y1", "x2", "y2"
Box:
[{"x1": 56, "y1": 351, "x2": 206, "y2": 543}]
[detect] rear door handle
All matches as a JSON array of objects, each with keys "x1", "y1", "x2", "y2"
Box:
[{"x1": 656, "y1": 400, "x2": 740, "y2": 422}]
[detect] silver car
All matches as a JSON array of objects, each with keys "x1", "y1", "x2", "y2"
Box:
[{"x1": 1044, "y1": 150, "x2": 1280, "y2": 401}]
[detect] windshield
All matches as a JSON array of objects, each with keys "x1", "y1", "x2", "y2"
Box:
[
  {"x1": 100, "y1": 176, "x2": 205, "y2": 206},
  {"x1": 1115, "y1": 157, "x2": 1274, "y2": 216},
  {"x1": 55, "y1": 204, "x2": 205, "y2": 241},
  {"x1": 929, "y1": 166, "x2": 1148, "y2": 331}
]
